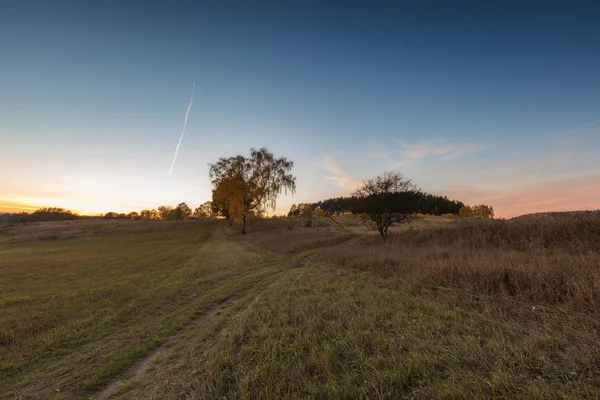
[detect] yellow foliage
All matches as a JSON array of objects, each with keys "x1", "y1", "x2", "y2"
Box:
[{"x1": 459, "y1": 204, "x2": 494, "y2": 219}]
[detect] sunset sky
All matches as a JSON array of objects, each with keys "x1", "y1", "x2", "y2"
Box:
[{"x1": 1, "y1": 1, "x2": 599, "y2": 218}]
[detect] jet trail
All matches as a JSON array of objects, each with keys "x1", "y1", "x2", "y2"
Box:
[
  {"x1": 169, "y1": 82, "x2": 195, "y2": 176},
  {"x1": 558, "y1": 117, "x2": 600, "y2": 137}
]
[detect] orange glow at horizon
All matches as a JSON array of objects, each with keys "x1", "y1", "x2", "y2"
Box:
[{"x1": 0, "y1": 197, "x2": 130, "y2": 216}]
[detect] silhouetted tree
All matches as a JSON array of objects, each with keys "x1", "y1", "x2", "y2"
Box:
[
  {"x1": 177, "y1": 202, "x2": 192, "y2": 219},
  {"x1": 157, "y1": 206, "x2": 172, "y2": 221},
  {"x1": 287, "y1": 204, "x2": 299, "y2": 218},
  {"x1": 352, "y1": 171, "x2": 420, "y2": 240}
]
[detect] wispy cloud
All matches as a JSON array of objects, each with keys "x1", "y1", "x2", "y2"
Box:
[
  {"x1": 367, "y1": 138, "x2": 490, "y2": 175},
  {"x1": 10, "y1": 180, "x2": 22, "y2": 187},
  {"x1": 320, "y1": 157, "x2": 361, "y2": 192},
  {"x1": 321, "y1": 156, "x2": 347, "y2": 176},
  {"x1": 399, "y1": 138, "x2": 488, "y2": 161},
  {"x1": 557, "y1": 117, "x2": 600, "y2": 138},
  {"x1": 186, "y1": 184, "x2": 208, "y2": 193}
]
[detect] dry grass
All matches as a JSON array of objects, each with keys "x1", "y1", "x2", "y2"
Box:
[
  {"x1": 321, "y1": 213, "x2": 600, "y2": 310},
  {"x1": 331, "y1": 214, "x2": 458, "y2": 235}
]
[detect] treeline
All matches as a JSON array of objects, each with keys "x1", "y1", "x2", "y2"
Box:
[
  {"x1": 304, "y1": 192, "x2": 465, "y2": 216},
  {"x1": 0, "y1": 208, "x2": 80, "y2": 225},
  {"x1": 103, "y1": 201, "x2": 215, "y2": 221},
  {"x1": 1, "y1": 202, "x2": 218, "y2": 226}
]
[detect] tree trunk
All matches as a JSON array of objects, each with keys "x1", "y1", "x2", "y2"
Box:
[{"x1": 241, "y1": 214, "x2": 247, "y2": 235}]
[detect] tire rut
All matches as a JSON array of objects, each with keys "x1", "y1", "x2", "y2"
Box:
[{"x1": 92, "y1": 253, "x2": 316, "y2": 399}]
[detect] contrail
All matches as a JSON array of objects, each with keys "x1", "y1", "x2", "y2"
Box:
[
  {"x1": 558, "y1": 117, "x2": 600, "y2": 137},
  {"x1": 169, "y1": 82, "x2": 195, "y2": 176}
]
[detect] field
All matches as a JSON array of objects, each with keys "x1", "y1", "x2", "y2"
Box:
[{"x1": 1, "y1": 214, "x2": 599, "y2": 399}]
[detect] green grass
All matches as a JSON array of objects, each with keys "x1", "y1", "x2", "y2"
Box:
[{"x1": 0, "y1": 220, "x2": 281, "y2": 398}]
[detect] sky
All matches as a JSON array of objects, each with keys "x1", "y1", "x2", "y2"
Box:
[{"x1": 1, "y1": 0, "x2": 599, "y2": 218}]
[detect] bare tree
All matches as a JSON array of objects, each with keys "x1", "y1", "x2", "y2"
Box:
[{"x1": 352, "y1": 171, "x2": 420, "y2": 240}]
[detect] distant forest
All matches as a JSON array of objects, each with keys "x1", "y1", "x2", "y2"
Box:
[{"x1": 306, "y1": 192, "x2": 464, "y2": 216}]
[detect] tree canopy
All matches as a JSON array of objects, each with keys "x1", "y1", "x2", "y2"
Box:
[
  {"x1": 209, "y1": 148, "x2": 296, "y2": 234},
  {"x1": 352, "y1": 171, "x2": 421, "y2": 240}
]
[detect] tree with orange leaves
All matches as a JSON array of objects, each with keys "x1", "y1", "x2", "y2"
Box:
[{"x1": 209, "y1": 148, "x2": 296, "y2": 234}]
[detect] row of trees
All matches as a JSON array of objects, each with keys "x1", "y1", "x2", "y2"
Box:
[
  {"x1": 1, "y1": 202, "x2": 219, "y2": 225},
  {"x1": 102, "y1": 202, "x2": 216, "y2": 221}
]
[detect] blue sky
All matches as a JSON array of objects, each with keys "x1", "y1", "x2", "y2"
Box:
[{"x1": 1, "y1": 1, "x2": 599, "y2": 217}]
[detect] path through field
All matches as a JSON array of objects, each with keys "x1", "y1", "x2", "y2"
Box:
[
  {"x1": 94, "y1": 253, "x2": 318, "y2": 399},
  {"x1": 0, "y1": 220, "x2": 342, "y2": 399}
]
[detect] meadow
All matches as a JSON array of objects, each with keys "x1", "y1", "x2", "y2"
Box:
[{"x1": 1, "y1": 214, "x2": 599, "y2": 399}]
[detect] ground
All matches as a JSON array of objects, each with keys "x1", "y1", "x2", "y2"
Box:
[{"x1": 1, "y1": 216, "x2": 599, "y2": 399}]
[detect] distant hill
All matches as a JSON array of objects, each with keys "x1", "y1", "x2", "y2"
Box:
[{"x1": 512, "y1": 210, "x2": 600, "y2": 220}]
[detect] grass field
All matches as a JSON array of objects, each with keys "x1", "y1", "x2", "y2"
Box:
[{"x1": 1, "y1": 215, "x2": 599, "y2": 399}]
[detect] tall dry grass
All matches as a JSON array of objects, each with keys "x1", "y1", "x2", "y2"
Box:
[{"x1": 321, "y1": 213, "x2": 600, "y2": 311}]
